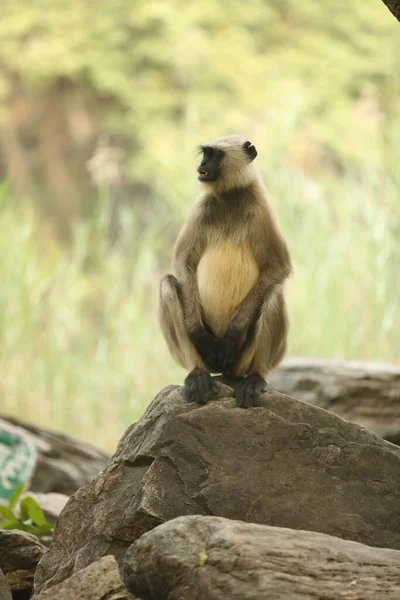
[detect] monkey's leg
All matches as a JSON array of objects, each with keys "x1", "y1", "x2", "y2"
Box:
[
  {"x1": 231, "y1": 286, "x2": 288, "y2": 408},
  {"x1": 158, "y1": 274, "x2": 216, "y2": 404}
]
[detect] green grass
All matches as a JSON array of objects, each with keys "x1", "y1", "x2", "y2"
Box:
[{"x1": 0, "y1": 140, "x2": 399, "y2": 453}]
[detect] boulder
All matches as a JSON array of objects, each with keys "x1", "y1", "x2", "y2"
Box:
[
  {"x1": 124, "y1": 515, "x2": 400, "y2": 600},
  {"x1": 0, "y1": 570, "x2": 11, "y2": 600},
  {"x1": 0, "y1": 529, "x2": 46, "y2": 599},
  {"x1": 0, "y1": 415, "x2": 109, "y2": 495},
  {"x1": 35, "y1": 555, "x2": 135, "y2": 600},
  {"x1": 33, "y1": 384, "x2": 400, "y2": 595},
  {"x1": 270, "y1": 357, "x2": 400, "y2": 444}
]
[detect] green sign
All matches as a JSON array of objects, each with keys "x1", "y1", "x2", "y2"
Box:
[{"x1": 0, "y1": 426, "x2": 37, "y2": 503}]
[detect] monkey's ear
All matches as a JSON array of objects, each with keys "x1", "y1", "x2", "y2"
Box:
[{"x1": 243, "y1": 140, "x2": 258, "y2": 162}]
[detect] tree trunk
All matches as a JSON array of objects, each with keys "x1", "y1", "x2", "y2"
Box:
[{"x1": 270, "y1": 357, "x2": 400, "y2": 444}]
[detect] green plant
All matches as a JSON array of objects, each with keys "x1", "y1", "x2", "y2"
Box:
[{"x1": 0, "y1": 483, "x2": 54, "y2": 541}]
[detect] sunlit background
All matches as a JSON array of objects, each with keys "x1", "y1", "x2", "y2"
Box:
[{"x1": 0, "y1": 1, "x2": 399, "y2": 451}]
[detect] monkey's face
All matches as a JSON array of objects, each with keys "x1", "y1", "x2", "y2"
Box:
[
  {"x1": 197, "y1": 139, "x2": 258, "y2": 184},
  {"x1": 197, "y1": 146, "x2": 225, "y2": 182}
]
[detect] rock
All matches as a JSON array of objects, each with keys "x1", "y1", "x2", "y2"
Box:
[
  {"x1": 0, "y1": 529, "x2": 46, "y2": 599},
  {"x1": 0, "y1": 570, "x2": 11, "y2": 600},
  {"x1": 33, "y1": 384, "x2": 400, "y2": 595},
  {"x1": 270, "y1": 357, "x2": 400, "y2": 444},
  {"x1": 0, "y1": 415, "x2": 109, "y2": 495},
  {"x1": 35, "y1": 555, "x2": 135, "y2": 600},
  {"x1": 124, "y1": 515, "x2": 400, "y2": 600}
]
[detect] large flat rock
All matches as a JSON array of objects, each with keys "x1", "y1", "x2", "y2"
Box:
[
  {"x1": 124, "y1": 515, "x2": 400, "y2": 600},
  {"x1": 33, "y1": 384, "x2": 400, "y2": 595},
  {"x1": 270, "y1": 357, "x2": 400, "y2": 444}
]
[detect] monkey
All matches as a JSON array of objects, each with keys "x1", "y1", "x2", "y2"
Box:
[{"x1": 158, "y1": 134, "x2": 292, "y2": 408}]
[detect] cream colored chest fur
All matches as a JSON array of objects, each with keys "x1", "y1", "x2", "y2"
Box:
[{"x1": 196, "y1": 239, "x2": 259, "y2": 337}]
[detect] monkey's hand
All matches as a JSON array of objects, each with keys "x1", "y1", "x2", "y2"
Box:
[
  {"x1": 190, "y1": 328, "x2": 220, "y2": 371},
  {"x1": 184, "y1": 367, "x2": 215, "y2": 404},
  {"x1": 217, "y1": 329, "x2": 244, "y2": 374},
  {"x1": 234, "y1": 374, "x2": 267, "y2": 408}
]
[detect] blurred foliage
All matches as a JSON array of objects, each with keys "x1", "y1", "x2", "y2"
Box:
[
  {"x1": 0, "y1": 0, "x2": 399, "y2": 221},
  {"x1": 0, "y1": 483, "x2": 53, "y2": 543},
  {"x1": 0, "y1": 1, "x2": 399, "y2": 450}
]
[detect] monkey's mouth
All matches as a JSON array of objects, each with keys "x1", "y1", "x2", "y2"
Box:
[{"x1": 198, "y1": 170, "x2": 213, "y2": 181}]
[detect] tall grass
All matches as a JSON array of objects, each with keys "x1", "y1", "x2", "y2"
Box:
[{"x1": 0, "y1": 136, "x2": 399, "y2": 452}]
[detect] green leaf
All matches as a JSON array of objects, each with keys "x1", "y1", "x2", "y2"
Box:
[
  {"x1": 19, "y1": 500, "x2": 29, "y2": 522},
  {"x1": 1, "y1": 521, "x2": 25, "y2": 531},
  {"x1": 0, "y1": 506, "x2": 15, "y2": 521},
  {"x1": 9, "y1": 483, "x2": 25, "y2": 511},
  {"x1": 36, "y1": 523, "x2": 53, "y2": 533},
  {"x1": 23, "y1": 524, "x2": 43, "y2": 535},
  {"x1": 20, "y1": 497, "x2": 47, "y2": 527},
  {"x1": 23, "y1": 523, "x2": 53, "y2": 535}
]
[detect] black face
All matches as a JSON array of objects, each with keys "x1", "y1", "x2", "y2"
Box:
[{"x1": 197, "y1": 146, "x2": 225, "y2": 182}]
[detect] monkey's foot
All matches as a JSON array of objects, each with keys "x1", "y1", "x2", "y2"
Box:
[
  {"x1": 184, "y1": 367, "x2": 215, "y2": 405},
  {"x1": 233, "y1": 374, "x2": 267, "y2": 409}
]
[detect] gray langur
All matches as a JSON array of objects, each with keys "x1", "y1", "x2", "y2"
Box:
[{"x1": 158, "y1": 135, "x2": 292, "y2": 407}]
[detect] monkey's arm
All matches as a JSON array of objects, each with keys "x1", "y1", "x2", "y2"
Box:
[
  {"x1": 217, "y1": 276, "x2": 275, "y2": 373},
  {"x1": 231, "y1": 285, "x2": 289, "y2": 407},
  {"x1": 174, "y1": 219, "x2": 220, "y2": 369}
]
